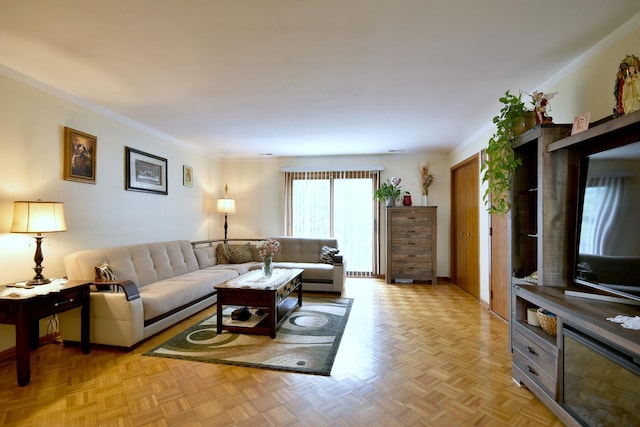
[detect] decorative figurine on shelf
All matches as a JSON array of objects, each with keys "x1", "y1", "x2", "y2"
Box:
[
  {"x1": 530, "y1": 91, "x2": 557, "y2": 124},
  {"x1": 614, "y1": 54, "x2": 640, "y2": 117}
]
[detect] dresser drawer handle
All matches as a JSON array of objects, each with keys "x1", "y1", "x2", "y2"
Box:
[
  {"x1": 527, "y1": 365, "x2": 539, "y2": 376},
  {"x1": 526, "y1": 346, "x2": 538, "y2": 356}
]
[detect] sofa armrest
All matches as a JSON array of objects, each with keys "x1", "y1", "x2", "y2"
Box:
[
  {"x1": 331, "y1": 257, "x2": 346, "y2": 293},
  {"x1": 93, "y1": 280, "x2": 140, "y2": 301}
]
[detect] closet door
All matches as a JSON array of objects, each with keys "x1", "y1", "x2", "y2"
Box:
[{"x1": 451, "y1": 155, "x2": 479, "y2": 298}]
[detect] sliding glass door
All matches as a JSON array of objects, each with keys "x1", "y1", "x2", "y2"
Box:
[{"x1": 285, "y1": 170, "x2": 380, "y2": 276}]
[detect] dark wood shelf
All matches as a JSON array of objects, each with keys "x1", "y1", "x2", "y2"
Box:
[
  {"x1": 515, "y1": 284, "x2": 640, "y2": 355},
  {"x1": 547, "y1": 110, "x2": 640, "y2": 152}
]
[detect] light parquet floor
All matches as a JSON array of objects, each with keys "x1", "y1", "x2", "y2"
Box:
[{"x1": 0, "y1": 278, "x2": 562, "y2": 426}]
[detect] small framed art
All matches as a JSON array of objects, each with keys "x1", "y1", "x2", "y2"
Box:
[
  {"x1": 571, "y1": 112, "x2": 591, "y2": 135},
  {"x1": 125, "y1": 147, "x2": 168, "y2": 195},
  {"x1": 183, "y1": 165, "x2": 193, "y2": 187},
  {"x1": 63, "y1": 127, "x2": 97, "y2": 184}
]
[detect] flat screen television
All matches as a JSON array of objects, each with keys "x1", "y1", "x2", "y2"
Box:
[{"x1": 569, "y1": 140, "x2": 640, "y2": 305}]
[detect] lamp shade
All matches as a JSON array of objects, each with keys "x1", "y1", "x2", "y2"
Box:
[
  {"x1": 10, "y1": 201, "x2": 67, "y2": 234},
  {"x1": 216, "y1": 198, "x2": 236, "y2": 214}
]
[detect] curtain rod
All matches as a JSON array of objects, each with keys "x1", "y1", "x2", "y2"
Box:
[{"x1": 280, "y1": 165, "x2": 384, "y2": 172}]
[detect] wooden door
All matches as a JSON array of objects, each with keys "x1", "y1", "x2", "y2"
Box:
[
  {"x1": 451, "y1": 155, "x2": 480, "y2": 298},
  {"x1": 490, "y1": 212, "x2": 509, "y2": 319}
]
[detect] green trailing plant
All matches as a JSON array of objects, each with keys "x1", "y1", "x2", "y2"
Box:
[{"x1": 482, "y1": 90, "x2": 530, "y2": 215}]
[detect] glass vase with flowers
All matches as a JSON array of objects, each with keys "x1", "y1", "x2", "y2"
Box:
[{"x1": 256, "y1": 238, "x2": 281, "y2": 277}]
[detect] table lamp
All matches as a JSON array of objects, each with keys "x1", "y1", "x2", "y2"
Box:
[
  {"x1": 216, "y1": 184, "x2": 235, "y2": 243},
  {"x1": 10, "y1": 200, "x2": 67, "y2": 285}
]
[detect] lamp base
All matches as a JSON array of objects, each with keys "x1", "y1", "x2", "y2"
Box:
[
  {"x1": 27, "y1": 277, "x2": 51, "y2": 286},
  {"x1": 28, "y1": 235, "x2": 51, "y2": 285}
]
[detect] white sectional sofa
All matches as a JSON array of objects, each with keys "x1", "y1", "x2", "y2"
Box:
[
  {"x1": 192, "y1": 237, "x2": 345, "y2": 294},
  {"x1": 59, "y1": 237, "x2": 345, "y2": 349}
]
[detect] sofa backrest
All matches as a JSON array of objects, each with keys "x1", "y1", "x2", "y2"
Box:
[
  {"x1": 272, "y1": 236, "x2": 339, "y2": 263},
  {"x1": 64, "y1": 240, "x2": 200, "y2": 287}
]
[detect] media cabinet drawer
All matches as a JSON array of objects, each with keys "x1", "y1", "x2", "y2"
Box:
[
  {"x1": 513, "y1": 347, "x2": 557, "y2": 397},
  {"x1": 512, "y1": 329, "x2": 557, "y2": 376}
]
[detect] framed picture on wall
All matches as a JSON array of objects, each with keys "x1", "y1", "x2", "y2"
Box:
[
  {"x1": 63, "y1": 127, "x2": 97, "y2": 184},
  {"x1": 183, "y1": 165, "x2": 193, "y2": 187},
  {"x1": 125, "y1": 147, "x2": 168, "y2": 195}
]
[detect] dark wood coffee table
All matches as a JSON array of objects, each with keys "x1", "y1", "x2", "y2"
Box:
[{"x1": 214, "y1": 268, "x2": 303, "y2": 338}]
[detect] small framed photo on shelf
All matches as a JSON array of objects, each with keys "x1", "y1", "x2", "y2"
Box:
[
  {"x1": 125, "y1": 147, "x2": 168, "y2": 195},
  {"x1": 63, "y1": 127, "x2": 97, "y2": 184},
  {"x1": 183, "y1": 165, "x2": 193, "y2": 187},
  {"x1": 571, "y1": 112, "x2": 591, "y2": 135}
]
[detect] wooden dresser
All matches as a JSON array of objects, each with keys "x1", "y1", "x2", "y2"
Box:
[{"x1": 386, "y1": 206, "x2": 437, "y2": 284}]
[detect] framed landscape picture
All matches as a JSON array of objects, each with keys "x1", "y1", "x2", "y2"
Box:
[
  {"x1": 125, "y1": 147, "x2": 168, "y2": 195},
  {"x1": 63, "y1": 127, "x2": 97, "y2": 184}
]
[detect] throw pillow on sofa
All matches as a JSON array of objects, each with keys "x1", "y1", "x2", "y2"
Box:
[
  {"x1": 320, "y1": 246, "x2": 340, "y2": 264},
  {"x1": 94, "y1": 262, "x2": 117, "y2": 290},
  {"x1": 216, "y1": 243, "x2": 254, "y2": 264},
  {"x1": 94, "y1": 262, "x2": 117, "y2": 281}
]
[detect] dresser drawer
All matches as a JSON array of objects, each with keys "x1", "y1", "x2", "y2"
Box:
[
  {"x1": 391, "y1": 213, "x2": 432, "y2": 226},
  {"x1": 512, "y1": 328, "x2": 557, "y2": 376},
  {"x1": 391, "y1": 251, "x2": 432, "y2": 262},
  {"x1": 391, "y1": 265, "x2": 432, "y2": 276},
  {"x1": 393, "y1": 225, "x2": 432, "y2": 237}
]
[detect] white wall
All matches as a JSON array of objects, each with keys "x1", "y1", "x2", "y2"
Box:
[
  {"x1": 0, "y1": 72, "x2": 221, "y2": 352},
  {"x1": 544, "y1": 15, "x2": 640, "y2": 123},
  {"x1": 450, "y1": 13, "x2": 640, "y2": 305},
  {"x1": 220, "y1": 151, "x2": 451, "y2": 276}
]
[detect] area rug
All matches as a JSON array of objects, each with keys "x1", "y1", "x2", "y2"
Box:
[{"x1": 144, "y1": 297, "x2": 353, "y2": 376}]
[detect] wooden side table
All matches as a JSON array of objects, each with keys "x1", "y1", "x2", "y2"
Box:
[{"x1": 0, "y1": 280, "x2": 91, "y2": 386}]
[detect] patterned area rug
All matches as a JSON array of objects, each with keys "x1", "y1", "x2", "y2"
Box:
[{"x1": 144, "y1": 297, "x2": 353, "y2": 376}]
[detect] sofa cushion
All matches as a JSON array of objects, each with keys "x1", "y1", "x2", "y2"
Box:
[
  {"x1": 63, "y1": 240, "x2": 200, "y2": 287},
  {"x1": 194, "y1": 246, "x2": 216, "y2": 268},
  {"x1": 272, "y1": 262, "x2": 334, "y2": 282},
  {"x1": 139, "y1": 269, "x2": 237, "y2": 322},
  {"x1": 205, "y1": 262, "x2": 260, "y2": 276}
]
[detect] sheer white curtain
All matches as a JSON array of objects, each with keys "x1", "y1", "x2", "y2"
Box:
[
  {"x1": 284, "y1": 169, "x2": 381, "y2": 276},
  {"x1": 579, "y1": 176, "x2": 626, "y2": 255}
]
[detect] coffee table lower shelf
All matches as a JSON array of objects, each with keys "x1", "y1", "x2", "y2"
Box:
[{"x1": 215, "y1": 269, "x2": 303, "y2": 339}]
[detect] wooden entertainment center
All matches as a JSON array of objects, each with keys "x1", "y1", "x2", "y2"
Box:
[{"x1": 508, "y1": 112, "x2": 640, "y2": 426}]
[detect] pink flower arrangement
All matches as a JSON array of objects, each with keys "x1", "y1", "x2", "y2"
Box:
[{"x1": 257, "y1": 239, "x2": 280, "y2": 258}]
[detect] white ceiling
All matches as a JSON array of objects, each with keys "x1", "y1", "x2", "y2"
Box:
[{"x1": 2, "y1": 1, "x2": 640, "y2": 158}]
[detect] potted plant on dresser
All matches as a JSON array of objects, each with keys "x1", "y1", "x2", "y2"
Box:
[{"x1": 374, "y1": 177, "x2": 402, "y2": 207}]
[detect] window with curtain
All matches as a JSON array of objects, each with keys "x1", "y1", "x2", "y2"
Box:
[
  {"x1": 579, "y1": 175, "x2": 627, "y2": 255},
  {"x1": 284, "y1": 169, "x2": 381, "y2": 276}
]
